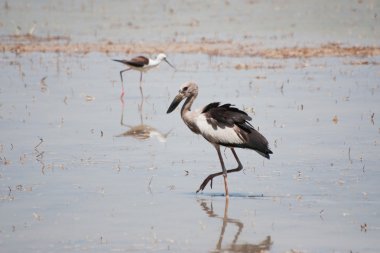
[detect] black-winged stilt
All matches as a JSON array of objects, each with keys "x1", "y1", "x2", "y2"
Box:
[{"x1": 113, "y1": 53, "x2": 175, "y2": 98}]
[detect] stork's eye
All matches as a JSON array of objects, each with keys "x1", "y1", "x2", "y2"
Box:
[{"x1": 182, "y1": 86, "x2": 188, "y2": 92}]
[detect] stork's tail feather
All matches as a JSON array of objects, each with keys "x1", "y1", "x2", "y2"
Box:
[
  {"x1": 256, "y1": 148, "x2": 273, "y2": 159},
  {"x1": 243, "y1": 128, "x2": 273, "y2": 159}
]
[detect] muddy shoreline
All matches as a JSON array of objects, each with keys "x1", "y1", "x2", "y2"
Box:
[{"x1": 1, "y1": 34, "x2": 379, "y2": 58}]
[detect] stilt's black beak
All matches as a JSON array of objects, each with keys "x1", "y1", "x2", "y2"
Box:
[
  {"x1": 167, "y1": 93, "x2": 184, "y2": 113},
  {"x1": 164, "y1": 58, "x2": 176, "y2": 70}
]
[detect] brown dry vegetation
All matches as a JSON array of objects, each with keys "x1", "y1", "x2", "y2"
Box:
[{"x1": 1, "y1": 34, "x2": 379, "y2": 59}]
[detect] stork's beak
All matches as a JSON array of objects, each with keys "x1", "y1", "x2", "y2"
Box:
[
  {"x1": 167, "y1": 93, "x2": 185, "y2": 113},
  {"x1": 164, "y1": 58, "x2": 176, "y2": 70}
]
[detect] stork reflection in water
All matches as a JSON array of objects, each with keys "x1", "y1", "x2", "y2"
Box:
[
  {"x1": 167, "y1": 82, "x2": 272, "y2": 197},
  {"x1": 199, "y1": 198, "x2": 272, "y2": 252}
]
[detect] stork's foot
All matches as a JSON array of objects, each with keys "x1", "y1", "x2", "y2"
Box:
[{"x1": 196, "y1": 175, "x2": 214, "y2": 193}]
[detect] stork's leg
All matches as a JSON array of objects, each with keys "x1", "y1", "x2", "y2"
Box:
[
  {"x1": 119, "y1": 68, "x2": 131, "y2": 98},
  {"x1": 216, "y1": 145, "x2": 229, "y2": 197},
  {"x1": 196, "y1": 148, "x2": 243, "y2": 195},
  {"x1": 139, "y1": 72, "x2": 143, "y2": 83},
  {"x1": 197, "y1": 145, "x2": 229, "y2": 196},
  {"x1": 230, "y1": 148, "x2": 243, "y2": 171}
]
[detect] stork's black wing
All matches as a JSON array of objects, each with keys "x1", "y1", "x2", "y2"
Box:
[
  {"x1": 202, "y1": 103, "x2": 253, "y2": 133},
  {"x1": 202, "y1": 102, "x2": 272, "y2": 158}
]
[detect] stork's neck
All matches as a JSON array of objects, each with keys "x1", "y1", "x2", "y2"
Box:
[
  {"x1": 180, "y1": 94, "x2": 200, "y2": 134},
  {"x1": 181, "y1": 94, "x2": 197, "y2": 116}
]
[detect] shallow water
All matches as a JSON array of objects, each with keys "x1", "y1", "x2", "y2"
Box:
[
  {"x1": 1, "y1": 0, "x2": 379, "y2": 46},
  {"x1": 1, "y1": 1, "x2": 380, "y2": 253},
  {"x1": 1, "y1": 51, "x2": 379, "y2": 252}
]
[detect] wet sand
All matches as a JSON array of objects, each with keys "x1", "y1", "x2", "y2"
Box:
[
  {"x1": 1, "y1": 1, "x2": 380, "y2": 252},
  {"x1": 2, "y1": 34, "x2": 380, "y2": 58}
]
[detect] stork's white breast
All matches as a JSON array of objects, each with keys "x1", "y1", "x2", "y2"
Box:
[{"x1": 196, "y1": 114, "x2": 244, "y2": 145}]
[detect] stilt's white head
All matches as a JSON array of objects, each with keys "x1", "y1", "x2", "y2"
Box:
[
  {"x1": 156, "y1": 53, "x2": 167, "y2": 61},
  {"x1": 156, "y1": 53, "x2": 176, "y2": 70}
]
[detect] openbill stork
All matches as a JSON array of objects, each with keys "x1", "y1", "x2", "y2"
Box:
[{"x1": 167, "y1": 82, "x2": 272, "y2": 197}]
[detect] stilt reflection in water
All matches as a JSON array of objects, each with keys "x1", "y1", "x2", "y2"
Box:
[
  {"x1": 116, "y1": 94, "x2": 170, "y2": 142},
  {"x1": 119, "y1": 85, "x2": 145, "y2": 127}
]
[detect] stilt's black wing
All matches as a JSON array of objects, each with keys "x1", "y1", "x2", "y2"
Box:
[{"x1": 113, "y1": 56, "x2": 149, "y2": 67}]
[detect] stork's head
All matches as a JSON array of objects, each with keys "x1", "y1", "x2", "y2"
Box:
[{"x1": 167, "y1": 82, "x2": 198, "y2": 113}]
